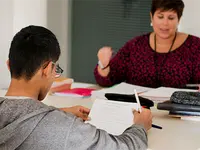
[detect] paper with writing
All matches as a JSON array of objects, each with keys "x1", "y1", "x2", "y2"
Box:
[{"x1": 86, "y1": 99, "x2": 138, "y2": 135}]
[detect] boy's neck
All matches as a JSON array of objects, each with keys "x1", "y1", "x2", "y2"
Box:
[{"x1": 5, "y1": 78, "x2": 40, "y2": 100}]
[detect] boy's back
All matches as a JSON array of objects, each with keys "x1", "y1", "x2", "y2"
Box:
[{"x1": 0, "y1": 97, "x2": 147, "y2": 150}]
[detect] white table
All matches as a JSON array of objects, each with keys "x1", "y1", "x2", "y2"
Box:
[
  {"x1": 148, "y1": 108, "x2": 200, "y2": 150},
  {"x1": 1, "y1": 82, "x2": 200, "y2": 150},
  {"x1": 42, "y1": 82, "x2": 200, "y2": 150}
]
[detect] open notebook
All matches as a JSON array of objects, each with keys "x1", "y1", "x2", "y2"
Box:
[{"x1": 86, "y1": 99, "x2": 138, "y2": 135}]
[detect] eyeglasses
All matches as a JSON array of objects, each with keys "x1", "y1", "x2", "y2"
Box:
[{"x1": 52, "y1": 62, "x2": 63, "y2": 78}]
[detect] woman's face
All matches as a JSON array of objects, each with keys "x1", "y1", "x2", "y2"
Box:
[{"x1": 151, "y1": 9, "x2": 179, "y2": 39}]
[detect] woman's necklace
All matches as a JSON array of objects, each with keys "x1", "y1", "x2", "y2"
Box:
[{"x1": 154, "y1": 32, "x2": 177, "y2": 87}]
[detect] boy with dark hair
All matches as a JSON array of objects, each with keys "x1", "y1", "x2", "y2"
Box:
[{"x1": 0, "y1": 25, "x2": 152, "y2": 150}]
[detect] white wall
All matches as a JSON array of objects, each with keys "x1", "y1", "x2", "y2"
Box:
[
  {"x1": 0, "y1": 0, "x2": 69, "y2": 88},
  {"x1": 13, "y1": 0, "x2": 47, "y2": 34},
  {"x1": 0, "y1": 1, "x2": 13, "y2": 88},
  {"x1": 47, "y1": 0, "x2": 71, "y2": 77},
  {"x1": 179, "y1": 0, "x2": 200, "y2": 37}
]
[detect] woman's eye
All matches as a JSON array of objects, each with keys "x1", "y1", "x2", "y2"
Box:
[{"x1": 168, "y1": 17, "x2": 175, "y2": 20}]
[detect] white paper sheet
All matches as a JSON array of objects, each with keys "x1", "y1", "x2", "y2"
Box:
[
  {"x1": 140, "y1": 87, "x2": 197, "y2": 98},
  {"x1": 86, "y1": 99, "x2": 139, "y2": 135},
  {"x1": 91, "y1": 82, "x2": 153, "y2": 99}
]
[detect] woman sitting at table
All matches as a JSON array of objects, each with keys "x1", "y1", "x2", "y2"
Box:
[{"x1": 94, "y1": 0, "x2": 200, "y2": 88}]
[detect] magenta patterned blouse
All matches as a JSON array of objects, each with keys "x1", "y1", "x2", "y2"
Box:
[{"x1": 94, "y1": 33, "x2": 200, "y2": 88}]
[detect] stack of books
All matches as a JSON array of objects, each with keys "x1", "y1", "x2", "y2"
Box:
[
  {"x1": 50, "y1": 77, "x2": 95, "y2": 97},
  {"x1": 50, "y1": 77, "x2": 74, "y2": 93},
  {"x1": 157, "y1": 101, "x2": 200, "y2": 116},
  {"x1": 157, "y1": 91, "x2": 200, "y2": 121}
]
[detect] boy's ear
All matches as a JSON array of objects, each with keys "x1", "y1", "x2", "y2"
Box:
[
  {"x1": 42, "y1": 61, "x2": 53, "y2": 77},
  {"x1": 6, "y1": 60, "x2": 10, "y2": 71}
]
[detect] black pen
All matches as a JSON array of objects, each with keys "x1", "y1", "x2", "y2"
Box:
[{"x1": 152, "y1": 124, "x2": 162, "y2": 129}]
